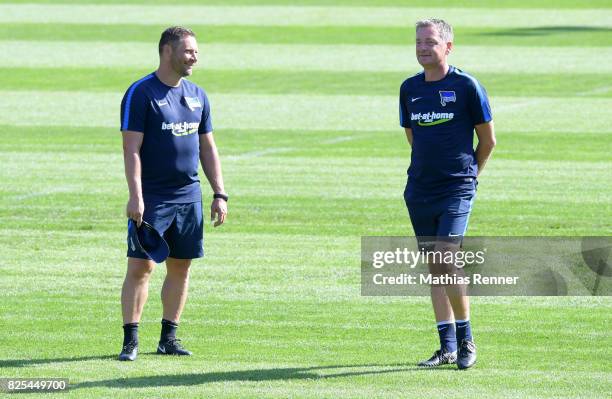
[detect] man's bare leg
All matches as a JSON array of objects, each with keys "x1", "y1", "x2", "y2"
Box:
[
  {"x1": 157, "y1": 257, "x2": 193, "y2": 356},
  {"x1": 121, "y1": 258, "x2": 156, "y2": 324},
  {"x1": 431, "y1": 285, "x2": 454, "y2": 322},
  {"x1": 119, "y1": 257, "x2": 155, "y2": 361},
  {"x1": 161, "y1": 257, "x2": 191, "y2": 322}
]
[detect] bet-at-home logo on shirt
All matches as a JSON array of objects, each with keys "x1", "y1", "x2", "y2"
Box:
[
  {"x1": 410, "y1": 111, "x2": 455, "y2": 127},
  {"x1": 161, "y1": 121, "x2": 200, "y2": 136}
]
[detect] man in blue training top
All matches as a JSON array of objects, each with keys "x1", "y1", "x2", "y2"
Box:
[
  {"x1": 118, "y1": 26, "x2": 228, "y2": 361},
  {"x1": 399, "y1": 19, "x2": 496, "y2": 369}
]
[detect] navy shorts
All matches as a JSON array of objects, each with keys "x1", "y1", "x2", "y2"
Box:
[
  {"x1": 127, "y1": 201, "x2": 204, "y2": 260},
  {"x1": 404, "y1": 191, "x2": 476, "y2": 240}
]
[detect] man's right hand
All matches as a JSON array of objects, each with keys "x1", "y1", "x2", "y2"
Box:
[{"x1": 126, "y1": 197, "x2": 144, "y2": 226}]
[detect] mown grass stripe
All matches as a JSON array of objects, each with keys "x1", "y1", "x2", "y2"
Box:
[
  {"x1": 0, "y1": 91, "x2": 610, "y2": 134},
  {"x1": 1, "y1": 126, "x2": 610, "y2": 162},
  {"x1": 1, "y1": 161, "x2": 609, "y2": 234},
  {"x1": 0, "y1": 150, "x2": 609, "y2": 237},
  {"x1": 2, "y1": 23, "x2": 611, "y2": 47},
  {"x1": 0, "y1": 197, "x2": 609, "y2": 236},
  {"x1": 2, "y1": 41, "x2": 612, "y2": 74},
  {"x1": 1, "y1": 152, "x2": 608, "y2": 205},
  {"x1": 0, "y1": 5, "x2": 610, "y2": 28},
  {"x1": 2, "y1": 68, "x2": 610, "y2": 98},
  {"x1": 5, "y1": 0, "x2": 612, "y2": 8}
]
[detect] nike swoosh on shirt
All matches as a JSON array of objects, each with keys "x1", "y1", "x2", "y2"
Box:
[{"x1": 411, "y1": 97, "x2": 422, "y2": 102}]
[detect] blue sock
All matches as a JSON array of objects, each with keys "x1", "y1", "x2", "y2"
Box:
[
  {"x1": 456, "y1": 319, "x2": 473, "y2": 343},
  {"x1": 436, "y1": 321, "x2": 457, "y2": 353}
]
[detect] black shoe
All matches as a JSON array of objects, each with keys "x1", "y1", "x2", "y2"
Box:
[
  {"x1": 417, "y1": 349, "x2": 457, "y2": 367},
  {"x1": 157, "y1": 338, "x2": 192, "y2": 356},
  {"x1": 457, "y1": 339, "x2": 477, "y2": 369},
  {"x1": 118, "y1": 340, "x2": 138, "y2": 361}
]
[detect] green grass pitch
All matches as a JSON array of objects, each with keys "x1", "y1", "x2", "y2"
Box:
[{"x1": 0, "y1": 0, "x2": 611, "y2": 397}]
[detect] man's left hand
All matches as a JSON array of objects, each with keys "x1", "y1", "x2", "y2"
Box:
[{"x1": 211, "y1": 198, "x2": 227, "y2": 227}]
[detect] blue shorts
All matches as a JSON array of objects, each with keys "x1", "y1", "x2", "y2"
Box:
[
  {"x1": 404, "y1": 190, "x2": 476, "y2": 240},
  {"x1": 127, "y1": 201, "x2": 204, "y2": 260}
]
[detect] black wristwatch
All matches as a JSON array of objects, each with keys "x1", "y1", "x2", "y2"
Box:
[{"x1": 213, "y1": 193, "x2": 229, "y2": 202}]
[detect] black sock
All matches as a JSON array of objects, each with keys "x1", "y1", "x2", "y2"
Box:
[
  {"x1": 123, "y1": 323, "x2": 139, "y2": 346},
  {"x1": 160, "y1": 319, "x2": 178, "y2": 343}
]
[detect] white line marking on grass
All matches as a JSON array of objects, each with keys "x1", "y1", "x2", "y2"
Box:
[
  {"x1": 577, "y1": 86, "x2": 612, "y2": 96},
  {"x1": 10, "y1": 187, "x2": 76, "y2": 201},
  {"x1": 226, "y1": 136, "x2": 360, "y2": 160},
  {"x1": 226, "y1": 147, "x2": 295, "y2": 160},
  {"x1": 226, "y1": 136, "x2": 361, "y2": 160},
  {"x1": 493, "y1": 98, "x2": 543, "y2": 112},
  {"x1": 322, "y1": 136, "x2": 358, "y2": 144}
]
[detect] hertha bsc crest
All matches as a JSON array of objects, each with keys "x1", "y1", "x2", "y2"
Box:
[
  {"x1": 439, "y1": 91, "x2": 456, "y2": 107},
  {"x1": 184, "y1": 96, "x2": 202, "y2": 111}
]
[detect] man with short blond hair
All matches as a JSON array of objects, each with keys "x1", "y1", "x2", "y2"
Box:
[{"x1": 399, "y1": 18, "x2": 495, "y2": 369}]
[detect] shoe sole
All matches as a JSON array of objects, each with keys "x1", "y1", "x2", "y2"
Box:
[
  {"x1": 418, "y1": 362, "x2": 453, "y2": 367},
  {"x1": 156, "y1": 347, "x2": 192, "y2": 356},
  {"x1": 418, "y1": 358, "x2": 457, "y2": 367},
  {"x1": 457, "y1": 359, "x2": 476, "y2": 370}
]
